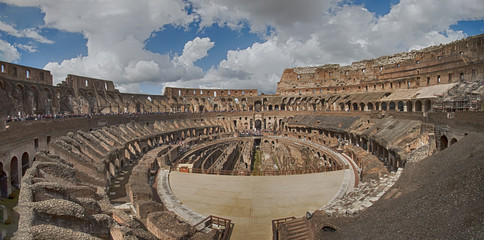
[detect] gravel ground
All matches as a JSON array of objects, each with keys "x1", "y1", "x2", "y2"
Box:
[{"x1": 314, "y1": 132, "x2": 484, "y2": 240}]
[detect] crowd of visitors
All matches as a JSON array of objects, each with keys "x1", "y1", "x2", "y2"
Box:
[
  {"x1": 5, "y1": 111, "x2": 172, "y2": 123},
  {"x1": 237, "y1": 129, "x2": 264, "y2": 137}
]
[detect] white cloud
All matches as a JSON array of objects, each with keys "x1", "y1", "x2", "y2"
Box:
[
  {"x1": 0, "y1": 39, "x2": 20, "y2": 62},
  {"x1": 164, "y1": 0, "x2": 483, "y2": 94},
  {"x1": 0, "y1": 20, "x2": 54, "y2": 44},
  {"x1": 4, "y1": 0, "x2": 484, "y2": 95},
  {"x1": 175, "y1": 37, "x2": 215, "y2": 67},
  {"x1": 125, "y1": 60, "x2": 161, "y2": 82},
  {"x1": 16, "y1": 43, "x2": 37, "y2": 53},
  {"x1": 5, "y1": 0, "x2": 199, "y2": 87},
  {"x1": 191, "y1": 0, "x2": 338, "y2": 38}
]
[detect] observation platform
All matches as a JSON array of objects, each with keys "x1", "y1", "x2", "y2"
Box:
[{"x1": 169, "y1": 170, "x2": 346, "y2": 239}]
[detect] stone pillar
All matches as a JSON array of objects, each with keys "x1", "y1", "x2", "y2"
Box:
[{"x1": 0, "y1": 204, "x2": 6, "y2": 223}]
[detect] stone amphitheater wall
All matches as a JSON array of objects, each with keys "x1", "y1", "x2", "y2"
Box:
[
  {"x1": 13, "y1": 117, "x2": 230, "y2": 239},
  {"x1": 0, "y1": 34, "x2": 482, "y2": 239}
]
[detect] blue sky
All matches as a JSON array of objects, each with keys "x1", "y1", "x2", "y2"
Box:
[{"x1": 0, "y1": 0, "x2": 483, "y2": 94}]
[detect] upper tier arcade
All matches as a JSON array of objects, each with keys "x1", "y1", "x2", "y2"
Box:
[
  {"x1": 164, "y1": 87, "x2": 258, "y2": 98},
  {"x1": 277, "y1": 34, "x2": 484, "y2": 96}
]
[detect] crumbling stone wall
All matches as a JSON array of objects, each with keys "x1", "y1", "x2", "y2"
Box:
[
  {"x1": 13, "y1": 117, "x2": 231, "y2": 239},
  {"x1": 277, "y1": 34, "x2": 484, "y2": 96}
]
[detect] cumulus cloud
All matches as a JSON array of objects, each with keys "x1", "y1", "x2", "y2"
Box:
[
  {"x1": 191, "y1": 0, "x2": 338, "y2": 37},
  {"x1": 0, "y1": 39, "x2": 20, "y2": 62},
  {"x1": 4, "y1": 0, "x2": 484, "y2": 94},
  {"x1": 166, "y1": 0, "x2": 483, "y2": 93},
  {"x1": 5, "y1": 0, "x2": 199, "y2": 89},
  {"x1": 175, "y1": 37, "x2": 215, "y2": 67}
]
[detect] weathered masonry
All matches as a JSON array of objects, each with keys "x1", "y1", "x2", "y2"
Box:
[{"x1": 0, "y1": 34, "x2": 482, "y2": 240}]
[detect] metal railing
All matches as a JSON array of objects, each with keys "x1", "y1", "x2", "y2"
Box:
[
  {"x1": 194, "y1": 215, "x2": 233, "y2": 240},
  {"x1": 272, "y1": 216, "x2": 296, "y2": 240}
]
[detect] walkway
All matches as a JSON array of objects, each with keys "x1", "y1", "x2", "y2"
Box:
[{"x1": 169, "y1": 170, "x2": 345, "y2": 239}]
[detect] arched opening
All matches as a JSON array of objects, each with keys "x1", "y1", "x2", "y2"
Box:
[
  {"x1": 367, "y1": 102, "x2": 374, "y2": 110},
  {"x1": 389, "y1": 101, "x2": 396, "y2": 111},
  {"x1": 415, "y1": 100, "x2": 422, "y2": 112},
  {"x1": 397, "y1": 101, "x2": 404, "y2": 111},
  {"x1": 359, "y1": 102, "x2": 365, "y2": 111},
  {"x1": 213, "y1": 104, "x2": 218, "y2": 111},
  {"x1": 268, "y1": 105, "x2": 273, "y2": 111},
  {"x1": 233, "y1": 120, "x2": 237, "y2": 129},
  {"x1": 322, "y1": 226, "x2": 337, "y2": 232},
  {"x1": 381, "y1": 102, "x2": 388, "y2": 111},
  {"x1": 10, "y1": 156, "x2": 19, "y2": 188},
  {"x1": 255, "y1": 119, "x2": 262, "y2": 130},
  {"x1": 136, "y1": 102, "x2": 141, "y2": 113},
  {"x1": 424, "y1": 99, "x2": 432, "y2": 112},
  {"x1": 0, "y1": 162, "x2": 7, "y2": 198},
  {"x1": 29, "y1": 85, "x2": 40, "y2": 114},
  {"x1": 406, "y1": 101, "x2": 413, "y2": 112},
  {"x1": 440, "y1": 135, "x2": 448, "y2": 150},
  {"x1": 22, "y1": 152, "x2": 29, "y2": 176},
  {"x1": 339, "y1": 103, "x2": 345, "y2": 111},
  {"x1": 0, "y1": 80, "x2": 5, "y2": 91},
  {"x1": 254, "y1": 101, "x2": 262, "y2": 112},
  {"x1": 450, "y1": 138, "x2": 458, "y2": 145},
  {"x1": 199, "y1": 105, "x2": 204, "y2": 112}
]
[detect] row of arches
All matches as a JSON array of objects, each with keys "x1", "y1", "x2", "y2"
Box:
[
  {"x1": 281, "y1": 96, "x2": 434, "y2": 113},
  {"x1": 340, "y1": 99, "x2": 432, "y2": 112},
  {"x1": 2, "y1": 76, "x2": 438, "y2": 117},
  {"x1": 285, "y1": 125, "x2": 406, "y2": 172},
  {"x1": 1, "y1": 78, "x2": 173, "y2": 116},
  {"x1": 0, "y1": 152, "x2": 32, "y2": 198},
  {"x1": 108, "y1": 125, "x2": 223, "y2": 181},
  {"x1": 439, "y1": 135, "x2": 458, "y2": 151}
]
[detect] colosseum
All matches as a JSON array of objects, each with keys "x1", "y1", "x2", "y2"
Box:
[{"x1": 0, "y1": 34, "x2": 483, "y2": 240}]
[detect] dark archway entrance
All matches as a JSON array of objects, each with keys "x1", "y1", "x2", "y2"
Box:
[
  {"x1": 406, "y1": 101, "x2": 413, "y2": 112},
  {"x1": 10, "y1": 156, "x2": 19, "y2": 188},
  {"x1": 389, "y1": 102, "x2": 396, "y2": 111},
  {"x1": 255, "y1": 119, "x2": 262, "y2": 131},
  {"x1": 415, "y1": 100, "x2": 422, "y2": 112},
  {"x1": 136, "y1": 102, "x2": 141, "y2": 113},
  {"x1": 22, "y1": 152, "x2": 29, "y2": 176},
  {"x1": 381, "y1": 102, "x2": 388, "y2": 111},
  {"x1": 367, "y1": 102, "x2": 374, "y2": 110},
  {"x1": 398, "y1": 101, "x2": 404, "y2": 111},
  {"x1": 440, "y1": 135, "x2": 448, "y2": 150},
  {"x1": 0, "y1": 162, "x2": 7, "y2": 198},
  {"x1": 254, "y1": 101, "x2": 262, "y2": 112}
]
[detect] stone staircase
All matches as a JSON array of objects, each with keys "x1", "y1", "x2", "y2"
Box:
[
  {"x1": 321, "y1": 168, "x2": 402, "y2": 216},
  {"x1": 284, "y1": 218, "x2": 310, "y2": 240}
]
